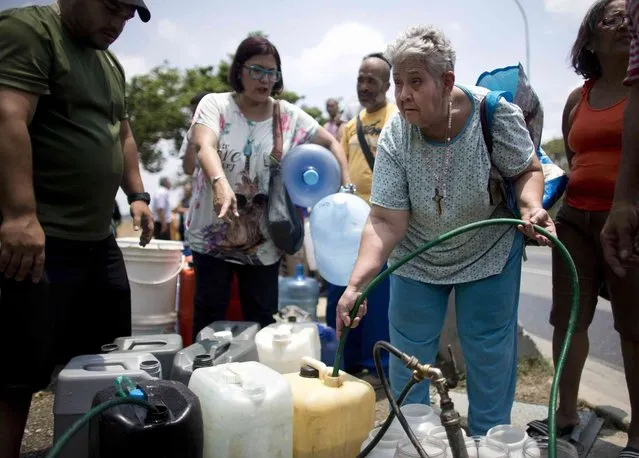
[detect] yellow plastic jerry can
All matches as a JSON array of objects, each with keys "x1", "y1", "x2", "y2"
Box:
[{"x1": 283, "y1": 356, "x2": 376, "y2": 458}]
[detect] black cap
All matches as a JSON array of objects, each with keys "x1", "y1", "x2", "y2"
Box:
[
  {"x1": 117, "y1": 0, "x2": 151, "y2": 23},
  {"x1": 299, "y1": 365, "x2": 320, "y2": 379}
]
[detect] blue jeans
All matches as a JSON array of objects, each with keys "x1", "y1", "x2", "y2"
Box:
[
  {"x1": 388, "y1": 234, "x2": 523, "y2": 436},
  {"x1": 325, "y1": 265, "x2": 390, "y2": 375}
]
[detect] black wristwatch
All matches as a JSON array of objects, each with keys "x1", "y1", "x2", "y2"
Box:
[{"x1": 127, "y1": 192, "x2": 151, "y2": 206}]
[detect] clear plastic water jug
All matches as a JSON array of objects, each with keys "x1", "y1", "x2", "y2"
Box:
[
  {"x1": 310, "y1": 193, "x2": 371, "y2": 286},
  {"x1": 427, "y1": 426, "x2": 468, "y2": 458},
  {"x1": 281, "y1": 143, "x2": 341, "y2": 209},
  {"x1": 390, "y1": 404, "x2": 441, "y2": 437},
  {"x1": 188, "y1": 361, "x2": 293, "y2": 458},
  {"x1": 360, "y1": 426, "x2": 405, "y2": 458},
  {"x1": 463, "y1": 437, "x2": 511, "y2": 458},
  {"x1": 522, "y1": 437, "x2": 579, "y2": 458},
  {"x1": 394, "y1": 436, "x2": 447, "y2": 458},
  {"x1": 255, "y1": 322, "x2": 321, "y2": 374},
  {"x1": 486, "y1": 424, "x2": 528, "y2": 458},
  {"x1": 279, "y1": 264, "x2": 320, "y2": 320}
]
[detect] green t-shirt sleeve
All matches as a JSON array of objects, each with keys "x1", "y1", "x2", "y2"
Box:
[
  {"x1": 105, "y1": 51, "x2": 129, "y2": 120},
  {"x1": 0, "y1": 14, "x2": 51, "y2": 95}
]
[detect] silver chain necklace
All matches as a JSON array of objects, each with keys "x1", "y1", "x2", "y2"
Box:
[{"x1": 425, "y1": 96, "x2": 454, "y2": 216}]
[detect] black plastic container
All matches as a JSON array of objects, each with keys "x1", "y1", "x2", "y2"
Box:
[{"x1": 89, "y1": 380, "x2": 203, "y2": 458}]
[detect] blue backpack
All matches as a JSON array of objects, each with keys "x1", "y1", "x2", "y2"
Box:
[{"x1": 476, "y1": 64, "x2": 568, "y2": 217}]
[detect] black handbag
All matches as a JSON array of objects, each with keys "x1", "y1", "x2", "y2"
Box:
[{"x1": 266, "y1": 101, "x2": 304, "y2": 255}]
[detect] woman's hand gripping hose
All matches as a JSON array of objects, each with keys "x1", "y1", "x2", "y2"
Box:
[{"x1": 335, "y1": 218, "x2": 580, "y2": 458}]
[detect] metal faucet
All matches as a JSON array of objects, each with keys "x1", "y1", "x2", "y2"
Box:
[{"x1": 401, "y1": 353, "x2": 469, "y2": 458}]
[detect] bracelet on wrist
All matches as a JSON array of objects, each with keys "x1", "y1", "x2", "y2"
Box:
[{"x1": 340, "y1": 183, "x2": 356, "y2": 194}]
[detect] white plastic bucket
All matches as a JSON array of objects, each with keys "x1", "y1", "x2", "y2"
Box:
[{"x1": 117, "y1": 238, "x2": 184, "y2": 335}]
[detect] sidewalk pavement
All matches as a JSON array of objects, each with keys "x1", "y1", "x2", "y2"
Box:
[{"x1": 523, "y1": 329, "x2": 631, "y2": 432}]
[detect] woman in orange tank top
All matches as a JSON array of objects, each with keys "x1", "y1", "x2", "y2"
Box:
[{"x1": 528, "y1": 0, "x2": 639, "y2": 453}]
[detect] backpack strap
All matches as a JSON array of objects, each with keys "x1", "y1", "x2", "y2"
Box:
[
  {"x1": 356, "y1": 114, "x2": 376, "y2": 172},
  {"x1": 479, "y1": 90, "x2": 512, "y2": 155}
]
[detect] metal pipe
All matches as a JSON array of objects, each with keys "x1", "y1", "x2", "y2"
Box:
[{"x1": 513, "y1": 0, "x2": 531, "y2": 80}]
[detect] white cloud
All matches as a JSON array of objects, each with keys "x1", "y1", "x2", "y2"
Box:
[
  {"x1": 118, "y1": 54, "x2": 150, "y2": 80},
  {"x1": 157, "y1": 19, "x2": 179, "y2": 41},
  {"x1": 283, "y1": 21, "x2": 386, "y2": 90},
  {"x1": 543, "y1": 0, "x2": 593, "y2": 15}
]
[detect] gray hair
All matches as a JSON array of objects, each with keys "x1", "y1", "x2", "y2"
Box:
[{"x1": 384, "y1": 25, "x2": 456, "y2": 81}]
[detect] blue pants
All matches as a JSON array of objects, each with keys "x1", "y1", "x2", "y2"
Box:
[
  {"x1": 388, "y1": 234, "x2": 523, "y2": 436},
  {"x1": 325, "y1": 266, "x2": 390, "y2": 375}
]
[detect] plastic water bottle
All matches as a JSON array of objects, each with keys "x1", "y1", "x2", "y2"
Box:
[
  {"x1": 278, "y1": 264, "x2": 320, "y2": 320},
  {"x1": 310, "y1": 193, "x2": 371, "y2": 286},
  {"x1": 281, "y1": 144, "x2": 341, "y2": 208}
]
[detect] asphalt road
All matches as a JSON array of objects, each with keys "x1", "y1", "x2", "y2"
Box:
[{"x1": 518, "y1": 246, "x2": 624, "y2": 371}]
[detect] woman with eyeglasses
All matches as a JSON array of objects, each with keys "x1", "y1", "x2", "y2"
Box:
[
  {"x1": 184, "y1": 36, "x2": 351, "y2": 335},
  {"x1": 527, "y1": 1, "x2": 639, "y2": 451}
]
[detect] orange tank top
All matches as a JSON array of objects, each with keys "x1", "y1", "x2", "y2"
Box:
[{"x1": 565, "y1": 80, "x2": 627, "y2": 211}]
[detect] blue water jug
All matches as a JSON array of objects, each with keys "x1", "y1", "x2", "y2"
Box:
[
  {"x1": 316, "y1": 323, "x2": 341, "y2": 368},
  {"x1": 281, "y1": 144, "x2": 341, "y2": 209},
  {"x1": 310, "y1": 193, "x2": 371, "y2": 286},
  {"x1": 278, "y1": 264, "x2": 320, "y2": 320}
]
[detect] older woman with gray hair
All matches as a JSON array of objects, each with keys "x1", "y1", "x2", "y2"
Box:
[{"x1": 336, "y1": 24, "x2": 556, "y2": 435}]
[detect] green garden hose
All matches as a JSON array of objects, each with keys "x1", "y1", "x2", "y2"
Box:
[{"x1": 332, "y1": 218, "x2": 580, "y2": 458}]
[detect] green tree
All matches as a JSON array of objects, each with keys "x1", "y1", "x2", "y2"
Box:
[
  {"x1": 127, "y1": 33, "x2": 326, "y2": 172},
  {"x1": 301, "y1": 105, "x2": 326, "y2": 124},
  {"x1": 541, "y1": 137, "x2": 568, "y2": 172}
]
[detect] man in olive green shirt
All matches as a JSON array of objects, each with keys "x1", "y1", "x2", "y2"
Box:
[{"x1": 0, "y1": 1, "x2": 153, "y2": 456}]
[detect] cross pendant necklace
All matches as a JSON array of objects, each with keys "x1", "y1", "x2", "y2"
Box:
[
  {"x1": 428, "y1": 96, "x2": 453, "y2": 217},
  {"x1": 433, "y1": 188, "x2": 444, "y2": 216}
]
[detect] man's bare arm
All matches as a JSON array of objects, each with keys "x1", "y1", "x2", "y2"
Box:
[
  {"x1": 0, "y1": 86, "x2": 46, "y2": 282},
  {"x1": 615, "y1": 84, "x2": 639, "y2": 204},
  {"x1": 119, "y1": 119, "x2": 145, "y2": 195},
  {"x1": 0, "y1": 87, "x2": 38, "y2": 217},
  {"x1": 119, "y1": 119, "x2": 153, "y2": 245}
]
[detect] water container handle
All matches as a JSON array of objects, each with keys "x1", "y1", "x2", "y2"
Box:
[
  {"x1": 300, "y1": 356, "x2": 331, "y2": 379},
  {"x1": 301, "y1": 356, "x2": 343, "y2": 387},
  {"x1": 128, "y1": 260, "x2": 184, "y2": 286}
]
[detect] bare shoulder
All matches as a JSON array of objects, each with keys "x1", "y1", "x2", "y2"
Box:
[{"x1": 563, "y1": 85, "x2": 583, "y2": 119}]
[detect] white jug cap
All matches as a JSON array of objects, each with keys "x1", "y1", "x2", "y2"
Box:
[
  {"x1": 272, "y1": 324, "x2": 293, "y2": 342},
  {"x1": 222, "y1": 368, "x2": 242, "y2": 385},
  {"x1": 214, "y1": 330, "x2": 233, "y2": 341}
]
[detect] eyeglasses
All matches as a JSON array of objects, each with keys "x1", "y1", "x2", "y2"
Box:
[
  {"x1": 243, "y1": 65, "x2": 281, "y2": 83},
  {"x1": 235, "y1": 193, "x2": 267, "y2": 210},
  {"x1": 599, "y1": 14, "x2": 630, "y2": 28}
]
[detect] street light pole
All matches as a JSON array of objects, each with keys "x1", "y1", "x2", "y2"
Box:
[{"x1": 513, "y1": 0, "x2": 531, "y2": 80}]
